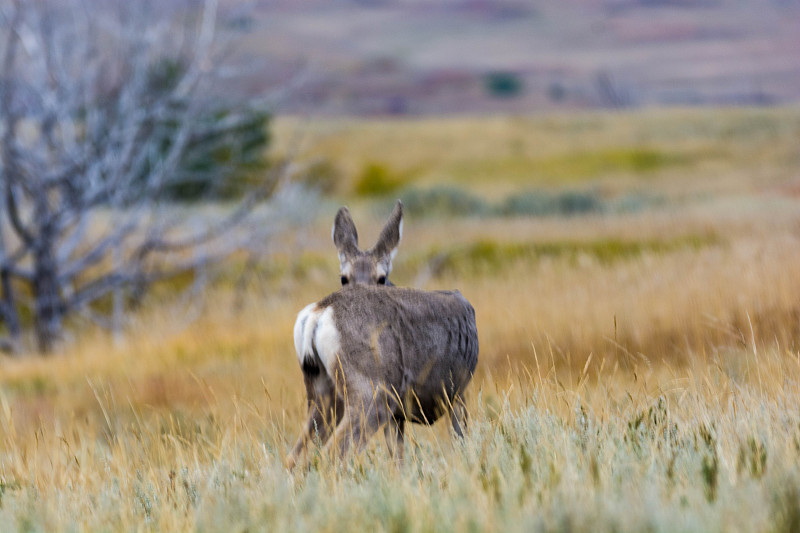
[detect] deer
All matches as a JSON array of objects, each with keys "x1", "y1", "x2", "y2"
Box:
[{"x1": 286, "y1": 201, "x2": 479, "y2": 470}]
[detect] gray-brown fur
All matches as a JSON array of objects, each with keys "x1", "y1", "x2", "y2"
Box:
[
  {"x1": 320, "y1": 285, "x2": 477, "y2": 422},
  {"x1": 286, "y1": 203, "x2": 479, "y2": 469}
]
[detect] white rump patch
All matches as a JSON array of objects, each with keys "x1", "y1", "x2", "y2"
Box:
[
  {"x1": 293, "y1": 303, "x2": 341, "y2": 374},
  {"x1": 293, "y1": 303, "x2": 317, "y2": 365},
  {"x1": 313, "y1": 307, "x2": 341, "y2": 374}
]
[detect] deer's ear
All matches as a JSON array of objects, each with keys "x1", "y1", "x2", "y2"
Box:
[
  {"x1": 332, "y1": 206, "x2": 359, "y2": 254},
  {"x1": 373, "y1": 200, "x2": 403, "y2": 261}
]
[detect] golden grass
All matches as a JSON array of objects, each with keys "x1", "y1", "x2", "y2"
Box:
[
  {"x1": 1, "y1": 107, "x2": 800, "y2": 531},
  {"x1": 2, "y1": 320, "x2": 800, "y2": 531}
]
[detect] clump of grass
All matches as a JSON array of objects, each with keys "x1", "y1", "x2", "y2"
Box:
[
  {"x1": 624, "y1": 397, "x2": 678, "y2": 457},
  {"x1": 697, "y1": 424, "x2": 719, "y2": 502},
  {"x1": 354, "y1": 162, "x2": 408, "y2": 197},
  {"x1": 770, "y1": 478, "x2": 800, "y2": 533},
  {"x1": 738, "y1": 435, "x2": 768, "y2": 480},
  {"x1": 601, "y1": 147, "x2": 682, "y2": 172}
]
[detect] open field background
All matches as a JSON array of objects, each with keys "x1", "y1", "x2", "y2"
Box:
[
  {"x1": 228, "y1": 0, "x2": 800, "y2": 114},
  {"x1": 1, "y1": 107, "x2": 800, "y2": 531}
]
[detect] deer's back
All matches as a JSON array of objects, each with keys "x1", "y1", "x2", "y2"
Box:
[
  {"x1": 327, "y1": 286, "x2": 477, "y2": 406},
  {"x1": 296, "y1": 286, "x2": 478, "y2": 408}
]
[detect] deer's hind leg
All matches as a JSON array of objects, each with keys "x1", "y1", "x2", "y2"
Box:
[
  {"x1": 324, "y1": 391, "x2": 395, "y2": 464},
  {"x1": 450, "y1": 394, "x2": 469, "y2": 438},
  {"x1": 384, "y1": 416, "x2": 405, "y2": 467},
  {"x1": 286, "y1": 371, "x2": 342, "y2": 470}
]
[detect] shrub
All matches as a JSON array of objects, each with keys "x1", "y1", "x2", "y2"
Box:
[
  {"x1": 401, "y1": 186, "x2": 489, "y2": 218},
  {"x1": 169, "y1": 109, "x2": 271, "y2": 201},
  {"x1": 400, "y1": 187, "x2": 666, "y2": 219},
  {"x1": 354, "y1": 163, "x2": 405, "y2": 197},
  {"x1": 610, "y1": 192, "x2": 666, "y2": 213},
  {"x1": 496, "y1": 190, "x2": 605, "y2": 217},
  {"x1": 145, "y1": 59, "x2": 272, "y2": 202},
  {"x1": 484, "y1": 71, "x2": 524, "y2": 98}
]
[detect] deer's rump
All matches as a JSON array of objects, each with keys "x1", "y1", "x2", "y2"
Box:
[{"x1": 319, "y1": 285, "x2": 479, "y2": 424}]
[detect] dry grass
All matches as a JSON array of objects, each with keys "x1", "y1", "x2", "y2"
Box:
[
  {"x1": 2, "y1": 107, "x2": 800, "y2": 531},
  {"x1": 2, "y1": 319, "x2": 800, "y2": 532}
]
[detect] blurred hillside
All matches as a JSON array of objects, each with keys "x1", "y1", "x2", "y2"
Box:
[{"x1": 221, "y1": 0, "x2": 800, "y2": 115}]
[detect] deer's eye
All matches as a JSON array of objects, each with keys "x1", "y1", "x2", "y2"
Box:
[
  {"x1": 341, "y1": 276, "x2": 349, "y2": 286},
  {"x1": 377, "y1": 276, "x2": 387, "y2": 285}
]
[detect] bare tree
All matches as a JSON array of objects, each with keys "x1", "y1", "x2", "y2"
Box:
[{"x1": 0, "y1": 0, "x2": 297, "y2": 353}]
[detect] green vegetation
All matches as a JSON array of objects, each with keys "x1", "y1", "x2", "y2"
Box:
[
  {"x1": 167, "y1": 108, "x2": 272, "y2": 201},
  {"x1": 554, "y1": 147, "x2": 688, "y2": 174},
  {"x1": 422, "y1": 234, "x2": 718, "y2": 276},
  {"x1": 401, "y1": 186, "x2": 490, "y2": 217},
  {"x1": 145, "y1": 58, "x2": 273, "y2": 201},
  {"x1": 355, "y1": 162, "x2": 409, "y2": 197},
  {"x1": 453, "y1": 146, "x2": 715, "y2": 185},
  {"x1": 484, "y1": 71, "x2": 525, "y2": 98}
]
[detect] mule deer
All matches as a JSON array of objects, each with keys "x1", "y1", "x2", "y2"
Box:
[{"x1": 286, "y1": 201, "x2": 478, "y2": 469}]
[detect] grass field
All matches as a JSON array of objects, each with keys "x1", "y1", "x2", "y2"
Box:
[{"x1": 1, "y1": 107, "x2": 800, "y2": 531}]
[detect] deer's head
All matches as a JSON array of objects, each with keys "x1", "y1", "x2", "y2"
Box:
[{"x1": 333, "y1": 200, "x2": 403, "y2": 287}]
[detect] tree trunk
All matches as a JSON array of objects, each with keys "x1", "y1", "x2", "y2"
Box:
[
  {"x1": 32, "y1": 220, "x2": 62, "y2": 354},
  {"x1": 0, "y1": 266, "x2": 21, "y2": 353}
]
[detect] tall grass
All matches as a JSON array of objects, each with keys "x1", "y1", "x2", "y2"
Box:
[
  {"x1": 1, "y1": 107, "x2": 800, "y2": 531},
  {"x1": 2, "y1": 336, "x2": 800, "y2": 532}
]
